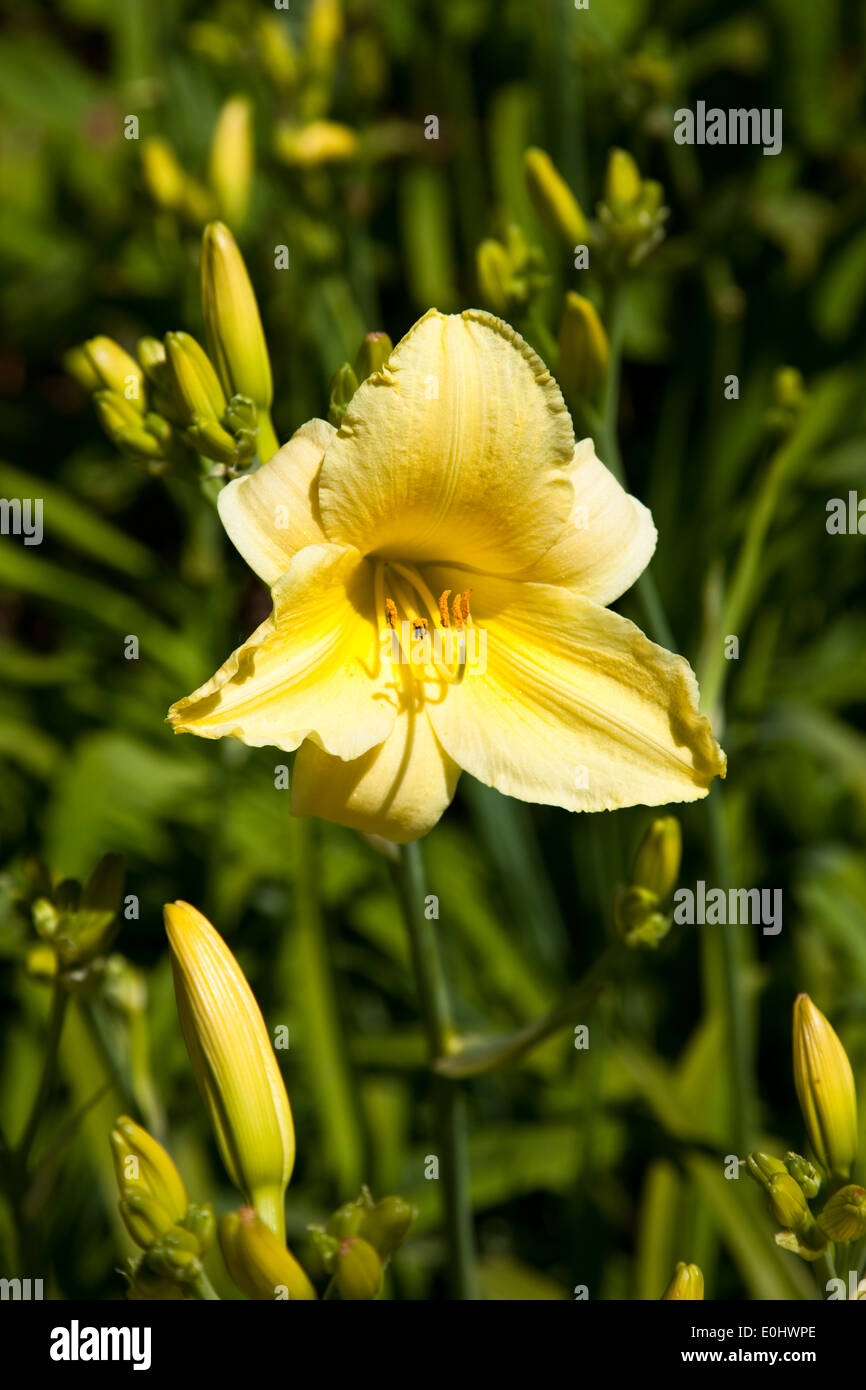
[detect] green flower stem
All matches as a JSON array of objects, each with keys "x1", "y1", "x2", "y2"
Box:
[
  {"x1": 191, "y1": 1270, "x2": 220, "y2": 1301},
  {"x1": 599, "y1": 280, "x2": 755, "y2": 1155},
  {"x1": 813, "y1": 1248, "x2": 836, "y2": 1298},
  {"x1": 707, "y1": 790, "x2": 756, "y2": 1154},
  {"x1": 15, "y1": 982, "x2": 69, "y2": 1169},
  {"x1": 390, "y1": 841, "x2": 479, "y2": 1300},
  {"x1": 435, "y1": 944, "x2": 623, "y2": 1078}
]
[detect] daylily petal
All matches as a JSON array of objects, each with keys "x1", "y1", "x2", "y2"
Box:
[
  {"x1": 168, "y1": 543, "x2": 395, "y2": 757},
  {"x1": 423, "y1": 568, "x2": 726, "y2": 812},
  {"x1": 290, "y1": 695, "x2": 461, "y2": 843},
  {"x1": 317, "y1": 309, "x2": 575, "y2": 573},
  {"x1": 515, "y1": 438, "x2": 657, "y2": 604},
  {"x1": 217, "y1": 418, "x2": 334, "y2": 584}
]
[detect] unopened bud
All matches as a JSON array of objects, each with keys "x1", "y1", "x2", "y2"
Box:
[
  {"x1": 334, "y1": 1236, "x2": 383, "y2": 1301},
  {"x1": 793, "y1": 994, "x2": 858, "y2": 1179},
  {"x1": 524, "y1": 147, "x2": 590, "y2": 247},
  {"x1": 354, "y1": 332, "x2": 393, "y2": 382},
  {"x1": 661, "y1": 1262, "x2": 704, "y2": 1300},
  {"x1": 219, "y1": 1207, "x2": 316, "y2": 1300},
  {"x1": 209, "y1": 97, "x2": 253, "y2": 230},
  {"x1": 817, "y1": 1185, "x2": 866, "y2": 1242},
  {"x1": 557, "y1": 292, "x2": 609, "y2": 399}
]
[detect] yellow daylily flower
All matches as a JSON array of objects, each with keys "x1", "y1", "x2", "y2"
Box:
[{"x1": 168, "y1": 309, "x2": 725, "y2": 842}]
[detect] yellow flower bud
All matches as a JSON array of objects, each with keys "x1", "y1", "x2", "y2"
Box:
[
  {"x1": 746, "y1": 1150, "x2": 789, "y2": 1192},
  {"x1": 164, "y1": 332, "x2": 226, "y2": 423},
  {"x1": 273, "y1": 120, "x2": 358, "y2": 167},
  {"x1": 200, "y1": 222, "x2": 273, "y2": 412},
  {"x1": 209, "y1": 96, "x2": 253, "y2": 230},
  {"x1": 632, "y1": 817, "x2": 682, "y2": 901},
  {"x1": 556, "y1": 292, "x2": 609, "y2": 399},
  {"x1": 110, "y1": 1116, "x2": 188, "y2": 1224},
  {"x1": 334, "y1": 1236, "x2": 383, "y2": 1300},
  {"x1": 164, "y1": 901, "x2": 295, "y2": 1240},
  {"x1": 793, "y1": 994, "x2": 858, "y2": 1179},
  {"x1": 119, "y1": 1193, "x2": 176, "y2": 1250},
  {"x1": 63, "y1": 345, "x2": 101, "y2": 393},
  {"x1": 604, "y1": 147, "x2": 642, "y2": 206},
  {"x1": 767, "y1": 1172, "x2": 809, "y2": 1230},
  {"x1": 817, "y1": 1185, "x2": 866, "y2": 1242},
  {"x1": 141, "y1": 138, "x2": 186, "y2": 212},
  {"x1": 219, "y1": 1208, "x2": 316, "y2": 1301},
  {"x1": 476, "y1": 239, "x2": 513, "y2": 315},
  {"x1": 661, "y1": 1262, "x2": 704, "y2": 1300},
  {"x1": 524, "y1": 147, "x2": 590, "y2": 247},
  {"x1": 83, "y1": 337, "x2": 146, "y2": 413}
]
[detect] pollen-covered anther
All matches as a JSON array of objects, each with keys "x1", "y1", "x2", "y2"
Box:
[
  {"x1": 451, "y1": 595, "x2": 464, "y2": 629},
  {"x1": 438, "y1": 590, "x2": 452, "y2": 628},
  {"x1": 385, "y1": 597, "x2": 398, "y2": 629},
  {"x1": 412, "y1": 617, "x2": 429, "y2": 636}
]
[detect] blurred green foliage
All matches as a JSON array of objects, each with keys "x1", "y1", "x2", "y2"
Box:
[{"x1": 1, "y1": 0, "x2": 865, "y2": 1300}]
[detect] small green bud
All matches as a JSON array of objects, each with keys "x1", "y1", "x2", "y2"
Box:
[
  {"x1": 354, "y1": 332, "x2": 393, "y2": 382},
  {"x1": 767, "y1": 1172, "x2": 809, "y2": 1230},
  {"x1": 817, "y1": 1185, "x2": 866, "y2": 1242},
  {"x1": 219, "y1": 1208, "x2": 316, "y2": 1300},
  {"x1": 746, "y1": 1151, "x2": 789, "y2": 1192},
  {"x1": 328, "y1": 363, "x2": 359, "y2": 426},
  {"x1": 334, "y1": 1236, "x2": 383, "y2": 1301},
  {"x1": 614, "y1": 884, "x2": 671, "y2": 949},
  {"x1": 360, "y1": 1196, "x2": 415, "y2": 1259},
  {"x1": 784, "y1": 1152, "x2": 821, "y2": 1200},
  {"x1": 327, "y1": 1199, "x2": 368, "y2": 1240},
  {"x1": 476, "y1": 239, "x2": 513, "y2": 315},
  {"x1": 556, "y1": 292, "x2": 609, "y2": 399},
  {"x1": 632, "y1": 818, "x2": 682, "y2": 901}
]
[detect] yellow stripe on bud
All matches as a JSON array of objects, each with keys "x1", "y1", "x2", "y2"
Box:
[
  {"x1": 661, "y1": 1262, "x2": 703, "y2": 1300},
  {"x1": 164, "y1": 901, "x2": 295, "y2": 1241},
  {"x1": 793, "y1": 994, "x2": 858, "y2": 1179},
  {"x1": 219, "y1": 1207, "x2": 316, "y2": 1301}
]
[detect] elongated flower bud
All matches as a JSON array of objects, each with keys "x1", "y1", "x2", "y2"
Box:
[
  {"x1": 818, "y1": 1184, "x2": 866, "y2": 1242},
  {"x1": 605, "y1": 147, "x2": 642, "y2": 206},
  {"x1": 141, "y1": 138, "x2": 186, "y2": 212},
  {"x1": 793, "y1": 994, "x2": 858, "y2": 1179},
  {"x1": 209, "y1": 97, "x2": 253, "y2": 230},
  {"x1": 201, "y1": 221, "x2": 273, "y2": 411},
  {"x1": 219, "y1": 1208, "x2": 316, "y2": 1301},
  {"x1": 632, "y1": 817, "x2": 681, "y2": 901},
  {"x1": 164, "y1": 901, "x2": 295, "y2": 1240},
  {"x1": 661, "y1": 1262, "x2": 703, "y2": 1300},
  {"x1": 557, "y1": 292, "x2": 609, "y2": 400},
  {"x1": 524, "y1": 147, "x2": 590, "y2": 247}
]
